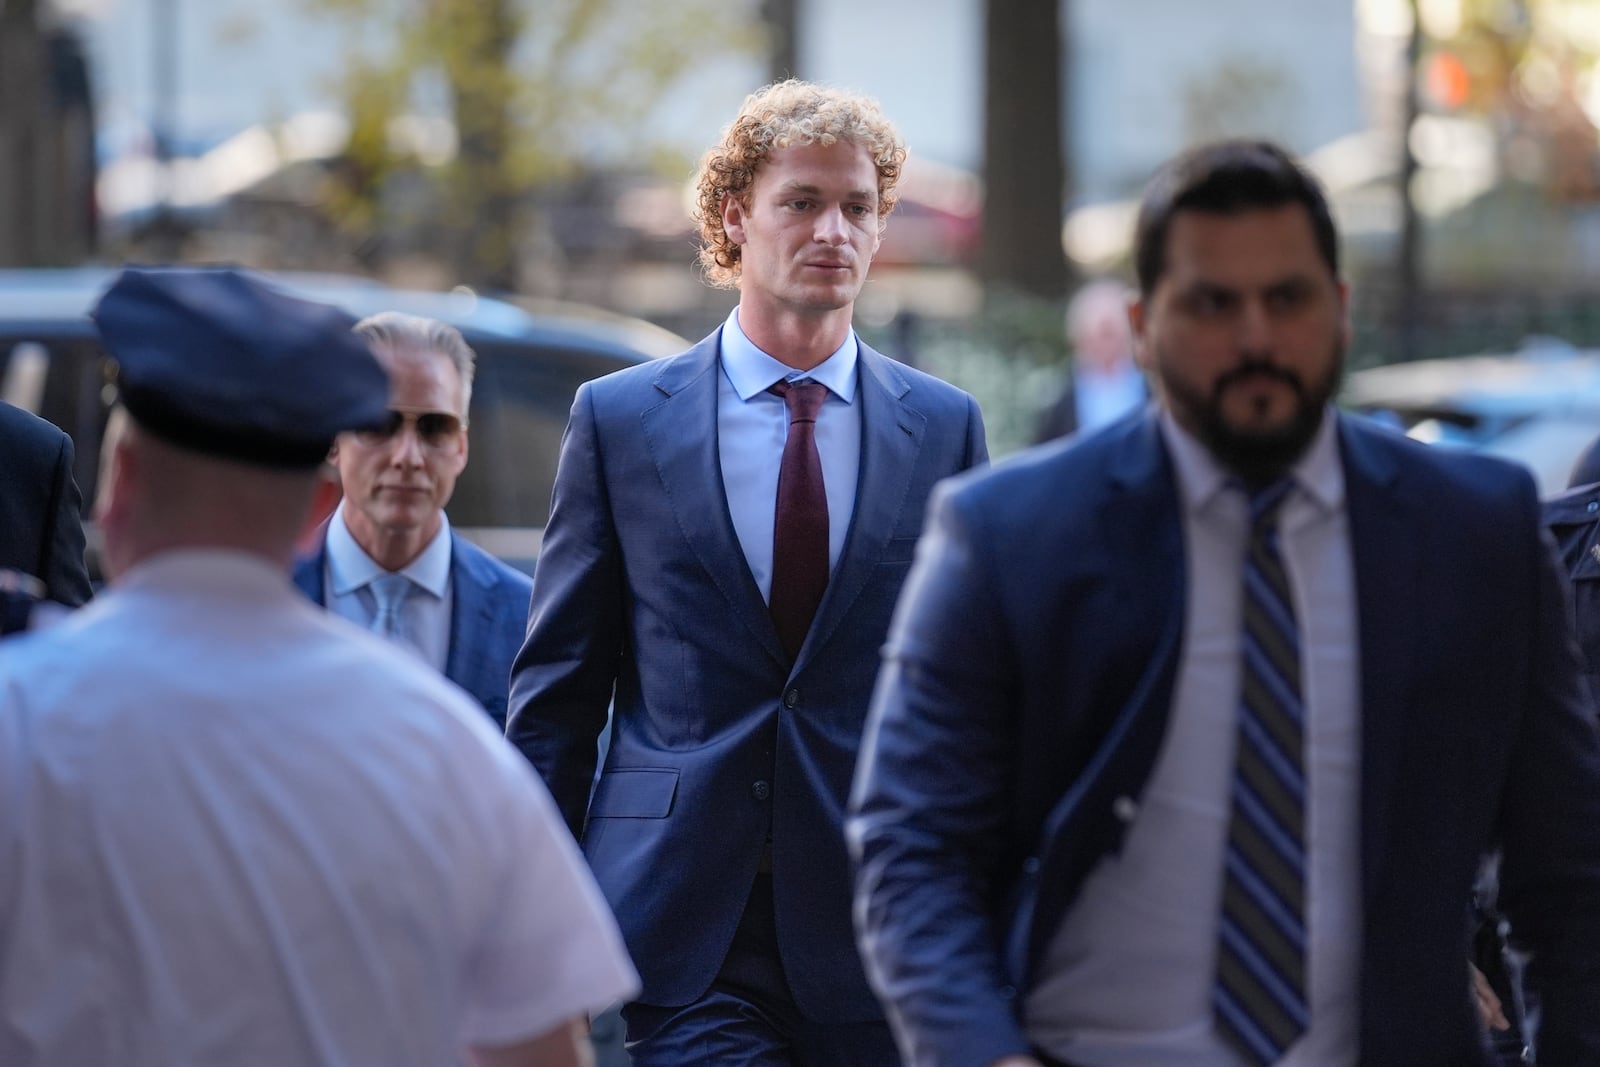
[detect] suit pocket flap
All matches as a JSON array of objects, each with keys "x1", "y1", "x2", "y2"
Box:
[{"x1": 588, "y1": 768, "x2": 678, "y2": 819}]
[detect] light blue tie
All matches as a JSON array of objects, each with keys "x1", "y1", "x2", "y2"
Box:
[
  {"x1": 1214, "y1": 479, "x2": 1308, "y2": 1065},
  {"x1": 367, "y1": 572, "x2": 412, "y2": 643}
]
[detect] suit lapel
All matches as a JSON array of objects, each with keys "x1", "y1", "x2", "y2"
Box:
[
  {"x1": 1338, "y1": 417, "x2": 1417, "y2": 906},
  {"x1": 1019, "y1": 413, "x2": 1187, "y2": 982},
  {"x1": 291, "y1": 531, "x2": 329, "y2": 604},
  {"x1": 443, "y1": 532, "x2": 497, "y2": 688},
  {"x1": 640, "y1": 331, "x2": 787, "y2": 667},
  {"x1": 797, "y1": 345, "x2": 923, "y2": 670}
]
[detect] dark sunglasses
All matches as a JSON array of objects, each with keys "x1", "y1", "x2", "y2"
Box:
[{"x1": 355, "y1": 410, "x2": 464, "y2": 448}]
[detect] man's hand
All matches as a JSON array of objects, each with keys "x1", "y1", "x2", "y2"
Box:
[
  {"x1": 469, "y1": 1015, "x2": 593, "y2": 1067},
  {"x1": 1471, "y1": 963, "x2": 1511, "y2": 1032},
  {"x1": 989, "y1": 1058, "x2": 1045, "y2": 1067}
]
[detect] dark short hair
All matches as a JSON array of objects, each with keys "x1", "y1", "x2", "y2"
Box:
[{"x1": 1133, "y1": 139, "x2": 1339, "y2": 297}]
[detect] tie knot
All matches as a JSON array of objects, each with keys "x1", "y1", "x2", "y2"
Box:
[
  {"x1": 769, "y1": 379, "x2": 827, "y2": 423},
  {"x1": 1245, "y1": 478, "x2": 1295, "y2": 531},
  {"x1": 368, "y1": 572, "x2": 412, "y2": 613}
]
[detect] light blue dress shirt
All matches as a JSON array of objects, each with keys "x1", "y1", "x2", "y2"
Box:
[
  {"x1": 324, "y1": 503, "x2": 455, "y2": 672},
  {"x1": 717, "y1": 307, "x2": 862, "y2": 603}
]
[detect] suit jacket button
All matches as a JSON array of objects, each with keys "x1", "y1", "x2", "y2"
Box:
[
  {"x1": 751, "y1": 780, "x2": 771, "y2": 801},
  {"x1": 1113, "y1": 795, "x2": 1138, "y2": 823},
  {"x1": 1021, "y1": 856, "x2": 1041, "y2": 876},
  {"x1": 783, "y1": 689, "x2": 799, "y2": 709},
  {"x1": 998, "y1": 985, "x2": 1017, "y2": 1000}
]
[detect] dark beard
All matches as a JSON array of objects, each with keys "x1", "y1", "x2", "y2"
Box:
[{"x1": 1162, "y1": 350, "x2": 1344, "y2": 488}]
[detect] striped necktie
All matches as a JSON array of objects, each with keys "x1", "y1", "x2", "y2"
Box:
[{"x1": 1214, "y1": 478, "x2": 1308, "y2": 1065}]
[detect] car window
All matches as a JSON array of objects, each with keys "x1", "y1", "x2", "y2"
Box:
[{"x1": 454, "y1": 340, "x2": 605, "y2": 529}]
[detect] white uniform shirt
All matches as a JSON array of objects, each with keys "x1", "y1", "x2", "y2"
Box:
[
  {"x1": 1027, "y1": 410, "x2": 1361, "y2": 1066},
  {"x1": 0, "y1": 549, "x2": 638, "y2": 1067}
]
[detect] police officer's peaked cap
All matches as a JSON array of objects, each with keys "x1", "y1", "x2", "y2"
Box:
[{"x1": 91, "y1": 267, "x2": 390, "y2": 468}]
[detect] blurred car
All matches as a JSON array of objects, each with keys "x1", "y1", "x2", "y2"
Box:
[
  {"x1": 1342, "y1": 337, "x2": 1600, "y2": 495},
  {"x1": 0, "y1": 267, "x2": 686, "y2": 575}
]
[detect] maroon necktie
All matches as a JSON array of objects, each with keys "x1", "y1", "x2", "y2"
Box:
[{"x1": 768, "y1": 379, "x2": 829, "y2": 661}]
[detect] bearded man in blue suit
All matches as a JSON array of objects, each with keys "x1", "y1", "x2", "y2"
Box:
[
  {"x1": 507, "y1": 80, "x2": 986, "y2": 1065},
  {"x1": 850, "y1": 141, "x2": 1600, "y2": 1067},
  {"x1": 295, "y1": 312, "x2": 531, "y2": 727}
]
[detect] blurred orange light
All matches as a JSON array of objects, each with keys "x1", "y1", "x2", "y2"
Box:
[{"x1": 1426, "y1": 50, "x2": 1472, "y2": 109}]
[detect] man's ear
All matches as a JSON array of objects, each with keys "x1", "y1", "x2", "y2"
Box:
[
  {"x1": 95, "y1": 433, "x2": 136, "y2": 528},
  {"x1": 1128, "y1": 296, "x2": 1152, "y2": 372},
  {"x1": 721, "y1": 193, "x2": 748, "y2": 247},
  {"x1": 295, "y1": 466, "x2": 342, "y2": 548}
]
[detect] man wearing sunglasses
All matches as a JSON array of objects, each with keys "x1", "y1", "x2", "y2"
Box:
[{"x1": 294, "y1": 312, "x2": 533, "y2": 729}]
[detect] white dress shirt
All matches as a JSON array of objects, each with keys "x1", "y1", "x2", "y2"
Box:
[
  {"x1": 716, "y1": 307, "x2": 861, "y2": 600},
  {"x1": 325, "y1": 502, "x2": 454, "y2": 671},
  {"x1": 1027, "y1": 409, "x2": 1362, "y2": 1066},
  {"x1": 0, "y1": 549, "x2": 638, "y2": 1066}
]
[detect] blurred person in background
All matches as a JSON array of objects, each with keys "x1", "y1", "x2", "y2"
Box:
[
  {"x1": 1033, "y1": 278, "x2": 1148, "y2": 444},
  {"x1": 294, "y1": 312, "x2": 532, "y2": 729},
  {"x1": 506, "y1": 79, "x2": 986, "y2": 1066},
  {"x1": 850, "y1": 140, "x2": 1600, "y2": 1067},
  {"x1": 0, "y1": 267, "x2": 636, "y2": 1067},
  {"x1": 0, "y1": 398, "x2": 92, "y2": 608}
]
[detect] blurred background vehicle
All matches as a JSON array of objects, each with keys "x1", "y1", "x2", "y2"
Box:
[
  {"x1": 0, "y1": 267, "x2": 685, "y2": 577},
  {"x1": 1341, "y1": 336, "x2": 1600, "y2": 495}
]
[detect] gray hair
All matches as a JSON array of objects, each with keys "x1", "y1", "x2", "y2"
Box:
[{"x1": 352, "y1": 311, "x2": 476, "y2": 417}]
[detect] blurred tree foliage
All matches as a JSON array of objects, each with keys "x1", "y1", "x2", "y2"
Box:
[
  {"x1": 1421, "y1": 0, "x2": 1600, "y2": 199},
  {"x1": 301, "y1": 0, "x2": 756, "y2": 291}
]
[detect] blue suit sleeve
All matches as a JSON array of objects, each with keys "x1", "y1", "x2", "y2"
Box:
[
  {"x1": 41, "y1": 427, "x2": 91, "y2": 607},
  {"x1": 964, "y1": 394, "x2": 989, "y2": 470},
  {"x1": 848, "y1": 481, "x2": 1031, "y2": 1067},
  {"x1": 506, "y1": 383, "x2": 622, "y2": 839},
  {"x1": 1498, "y1": 523, "x2": 1600, "y2": 1063}
]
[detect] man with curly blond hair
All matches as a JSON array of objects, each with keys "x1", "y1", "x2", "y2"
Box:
[{"x1": 508, "y1": 80, "x2": 987, "y2": 1065}]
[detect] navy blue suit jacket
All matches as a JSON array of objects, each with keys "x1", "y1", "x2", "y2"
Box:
[
  {"x1": 506, "y1": 329, "x2": 986, "y2": 1020},
  {"x1": 293, "y1": 529, "x2": 532, "y2": 729},
  {"x1": 0, "y1": 401, "x2": 91, "y2": 606},
  {"x1": 850, "y1": 410, "x2": 1600, "y2": 1067}
]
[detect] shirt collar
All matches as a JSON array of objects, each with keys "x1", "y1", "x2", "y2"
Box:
[
  {"x1": 327, "y1": 504, "x2": 453, "y2": 598},
  {"x1": 719, "y1": 306, "x2": 858, "y2": 403},
  {"x1": 1160, "y1": 405, "x2": 1345, "y2": 518}
]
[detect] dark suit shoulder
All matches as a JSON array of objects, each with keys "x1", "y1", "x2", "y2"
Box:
[
  {"x1": 941, "y1": 409, "x2": 1139, "y2": 508},
  {"x1": 1337, "y1": 412, "x2": 1548, "y2": 511},
  {"x1": 0, "y1": 401, "x2": 71, "y2": 470},
  {"x1": 451, "y1": 532, "x2": 533, "y2": 600},
  {"x1": 582, "y1": 332, "x2": 720, "y2": 407},
  {"x1": 859, "y1": 345, "x2": 973, "y2": 406}
]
